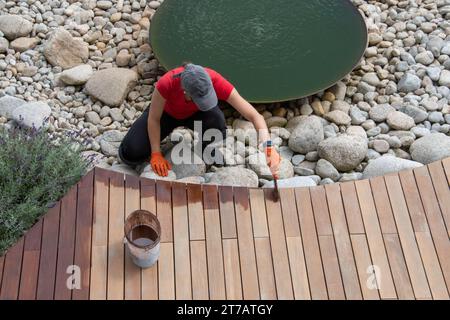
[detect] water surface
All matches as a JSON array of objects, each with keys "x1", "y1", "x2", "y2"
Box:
[{"x1": 150, "y1": 0, "x2": 367, "y2": 102}]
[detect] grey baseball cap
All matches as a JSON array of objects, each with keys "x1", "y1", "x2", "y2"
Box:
[{"x1": 174, "y1": 63, "x2": 218, "y2": 111}]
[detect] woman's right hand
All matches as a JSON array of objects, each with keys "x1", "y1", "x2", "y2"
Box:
[{"x1": 150, "y1": 151, "x2": 172, "y2": 177}]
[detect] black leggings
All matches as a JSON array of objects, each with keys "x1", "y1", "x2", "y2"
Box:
[{"x1": 118, "y1": 106, "x2": 227, "y2": 166}]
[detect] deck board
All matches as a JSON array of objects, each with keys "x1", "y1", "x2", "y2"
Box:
[
  {"x1": 222, "y1": 239, "x2": 243, "y2": 300},
  {"x1": 72, "y1": 171, "x2": 94, "y2": 300},
  {"x1": 340, "y1": 182, "x2": 365, "y2": 234},
  {"x1": 369, "y1": 177, "x2": 398, "y2": 234},
  {"x1": 2, "y1": 157, "x2": 450, "y2": 300},
  {"x1": 415, "y1": 232, "x2": 449, "y2": 299},
  {"x1": 218, "y1": 186, "x2": 237, "y2": 239},
  {"x1": 36, "y1": 202, "x2": 61, "y2": 300},
  {"x1": 124, "y1": 175, "x2": 142, "y2": 300},
  {"x1": 279, "y1": 189, "x2": 301, "y2": 237},
  {"x1": 234, "y1": 187, "x2": 259, "y2": 300},
  {"x1": 190, "y1": 241, "x2": 209, "y2": 300},
  {"x1": 264, "y1": 189, "x2": 294, "y2": 300},
  {"x1": 89, "y1": 168, "x2": 109, "y2": 300},
  {"x1": 0, "y1": 237, "x2": 24, "y2": 300},
  {"x1": 384, "y1": 175, "x2": 431, "y2": 299},
  {"x1": 295, "y1": 188, "x2": 328, "y2": 300},
  {"x1": 203, "y1": 185, "x2": 226, "y2": 300},
  {"x1": 249, "y1": 189, "x2": 269, "y2": 238},
  {"x1": 398, "y1": 170, "x2": 429, "y2": 233},
  {"x1": 254, "y1": 238, "x2": 277, "y2": 299},
  {"x1": 187, "y1": 184, "x2": 205, "y2": 241},
  {"x1": 55, "y1": 185, "x2": 78, "y2": 300},
  {"x1": 413, "y1": 165, "x2": 450, "y2": 292},
  {"x1": 140, "y1": 178, "x2": 158, "y2": 300},
  {"x1": 318, "y1": 235, "x2": 345, "y2": 300},
  {"x1": 310, "y1": 186, "x2": 333, "y2": 236},
  {"x1": 443, "y1": 158, "x2": 450, "y2": 185},
  {"x1": 325, "y1": 184, "x2": 362, "y2": 300},
  {"x1": 107, "y1": 173, "x2": 125, "y2": 300},
  {"x1": 18, "y1": 219, "x2": 42, "y2": 300},
  {"x1": 156, "y1": 180, "x2": 173, "y2": 243},
  {"x1": 286, "y1": 237, "x2": 310, "y2": 299},
  {"x1": 172, "y1": 183, "x2": 192, "y2": 300},
  {"x1": 0, "y1": 257, "x2": 4, "y2": 293},
  {"x1": 312, "y1": 185, "x2": 345, "y2": 300},
  {"x1": 158, "y1": 242, "x2": 175, "y2": 300},
  {"x1": 383, "y1": 234, "x2": 415, "y2": 300},
  {"x1": 350, "y1": 234, "x2": 380, "y2": 300},
  {"x1": 355, "y1": 180, "x2": 397, "y2": 299},
  {"x1": 428, "y1": 161, "x2": 450, "y2": 236}
]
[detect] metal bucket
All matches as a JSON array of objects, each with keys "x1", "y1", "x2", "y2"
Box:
[{"x1": 124, "y1": 210, "x2": 161, "y2": 268}]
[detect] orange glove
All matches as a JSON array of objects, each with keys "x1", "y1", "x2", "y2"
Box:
[
  {"x1": 150, "y1": 151, "x2": 172, "y2": 177},
  {"x1": 265, "y1": 144, "x2": 281, "y2": 179}
]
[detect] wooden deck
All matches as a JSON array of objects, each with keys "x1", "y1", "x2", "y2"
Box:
[{"x1": 1, "y1": 157, "x2": 449, "y2": 300}]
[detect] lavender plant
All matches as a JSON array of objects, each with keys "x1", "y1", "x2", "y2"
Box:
[{"x1": 0, "y1": 123, "x2": 92, "y2": 255}]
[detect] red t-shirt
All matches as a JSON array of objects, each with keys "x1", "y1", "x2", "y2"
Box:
[{"x1": 156, "y1": 66, "x2": 234, "y2": 119}]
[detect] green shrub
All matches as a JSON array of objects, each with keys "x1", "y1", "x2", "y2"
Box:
[{"x1": 0, "y1": 124, "x2": 92, "y2": 255}]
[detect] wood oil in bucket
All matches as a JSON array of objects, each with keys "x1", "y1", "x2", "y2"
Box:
[
  {"x1": 129, "y1": 225, "x2": 157, "y2": 247},
  {"x1": 124, "y1": 210, "x2": 161, "y2": 268}
]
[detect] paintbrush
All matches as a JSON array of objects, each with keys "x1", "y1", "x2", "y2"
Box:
[
  {"x1": 273, "y1": 174, "x2": 279, "y2": 201},
  {"x1": 266, "y1": 141, "x2": 279, "y2": 201}
]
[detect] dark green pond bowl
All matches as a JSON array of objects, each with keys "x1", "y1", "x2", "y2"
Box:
[{"x1": 150, "y1": 0, "x2": 367, "y2": 103}]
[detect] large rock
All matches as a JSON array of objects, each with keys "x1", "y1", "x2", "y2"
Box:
[
  {"x1": 208, "y1": 167, "x2": 258, "y2": 187},
  {"x1": 81, "y1": 151, "x2": 108, "y2": 171},
  {"x1": 439, "y1": 70, "x2": 450, "y2": 87},
  {"x1": 233, "y1": 119, "x2": 254, "y2": 131},
  {"x1": 44, "y1": 28, "x2": 89, "y2": 69},
  {"x1": 363, "y1": 155, "x2": 422, "y2": 178},
  {"x1": 286, "y1": 115, "x2": 307, "y2": 131},
  {"x1": 346, "y1": 126, "x2": 367, "y2": 139},
  {"x1": 331, "y1": 100, "x2": 351, "y2": 113},
  {"x1": 315, "y1": 159, "x2": 341, "y2": 181},
  {"x1": 248, "y1": 153, "x2": 294, "y2": 180},
  {"x1": 415, "y1": 51, "x2": 434, "y2": 65},
  {"x1": 294, "y1": 160, "x2": 316, "y2": 176},
  {"x1": 318, "y1": 135, "x2": 368, "y2": 171},
  {"x1": 140, "y1": 164, "x2": 177, "y2": 181},
  {"x1": 427, "y1": 36, "x2": 445, "y2": 58},
  {"x1": 266, "y1": 116, "x2": 287, "y2": 128},
  {"x1": 96, "y1": 130, "x2": 127, "y2": 157},
  {"x1": 410, "y1": 133, "x2": 450, "y2": 164},
  {"x1": 330, "y1": 81, "x2": 347, "y2": 100},
  {"x1": 339, "y1": 172, "x2": 363, "y2": 182},
  {"x1": 369, "y1": 104, "x2": 395, "y2": 122},
  {"x1": 399, "y1": 105, "x2": 428, "y2": 123},
  {"x1": 324, "y1": 110, "x2": 351, "y2": 126},
  {"x1": 10, "y1": 37, "x2": 39, "y2": 52},
  {"x1": 398, "y1": 73, "x2": 421, "y2": 93},
  {"x1": 11, "y1": 101, "x2": 51, "y2": 129},
  {"x1": 0, "y1": 37, "x2": 9, "y2": 53},
  {"x1": 86, "y1": 68, "x2": 138, "y2": 107},
  {"x1": 0, "y1": 15, "x2": 33, "y2": 40},
  {"x1": 0, "y1": 95, "x2": 26, "y2": 119},
  {"x1": 232, "y1": 119, "x2": 257, "y2": 145},
  {"x1": 60, "y1": 64, "x2": 93, "y2": 85},
  {"x1": 176, "y1": 176, "x2": 206, "y2": 184},
  {"x1": 361, "y1": 72, "x2": 381, "y2": 87},
  {"x1": 166, "y1": 143, "x2": 206, "y2": 179},
  {"x1": 263, "y1": 176, "x2": 317, "y2": 188},
  {"x1": 386, "y1": 111, "x2": 415, "y2": 130},
  {"x1": 288, "y1": 115, "x2": 324, "y2": 154}
]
